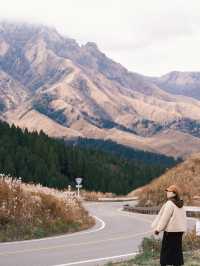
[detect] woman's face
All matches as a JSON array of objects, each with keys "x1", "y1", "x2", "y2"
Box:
[{"x1": 166, "y1": 191, "x2": 176, "y2": 199}]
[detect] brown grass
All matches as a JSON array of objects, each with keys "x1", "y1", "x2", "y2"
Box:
[
  {"x1": 82, "y1": 190, "x2": 115, "y2": 201},
  {"x1": 136, "y1": 153, "x2": 200, "y2": 207},
  {"x1": 183, "y1": 229, "x2": 200, "y2": 251},
  {"x1": 0, "y1": 174, "x2": 94, "y2": 241}
]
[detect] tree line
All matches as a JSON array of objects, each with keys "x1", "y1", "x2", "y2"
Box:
[
  {"x1": 66, "y1": 138, "x2": 181, "y2": 166},
  {"x1": 0, "y1": 121, "x2": 179, "y2": 194}
]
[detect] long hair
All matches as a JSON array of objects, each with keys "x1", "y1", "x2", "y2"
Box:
[{"x1": 170, "y1": 193, "x2": 184, "y2": 208}]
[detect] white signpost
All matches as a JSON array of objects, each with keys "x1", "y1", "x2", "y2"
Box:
[
  {"x1": 75, "y1": 177, "x2": 83, "y2": 198},
  {"x1": 196, "y1": 220, "x2": 200, "y2": 236}
]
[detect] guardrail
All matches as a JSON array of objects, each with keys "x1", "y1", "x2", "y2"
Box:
[
  {"x1": 185, "y1": 206, "x2": 200, "y2": 217},
  {"x1": 84, "y1": 197, "x2": 138, "y2": 202},
  {"x1": 123, "y1": 205, "x2": 160, "y2": 215},
  {"x1": 97, "y1": 197, "x2": 138, "y2": 202},
  {"x1": 123, "y1": 205, "x2": 200, "y2": 217}
]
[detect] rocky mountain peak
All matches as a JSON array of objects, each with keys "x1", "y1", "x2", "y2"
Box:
[
  {"x1": 1, "y1": 22, "x2": 200, "y2": 158},
  {"x1": 84, "y1": 42, "x2": 99, "y2": 50}
]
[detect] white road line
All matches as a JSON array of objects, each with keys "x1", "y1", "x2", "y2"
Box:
[
  {"x1": 51, "y1": 252, "x2": 138, "y2": 266},
  {"x1": 0, "y1": 215, "x2": 105, "y2": 246},
  {"x1": 0, "y1": 230, "x2": 152, "y2": 256}
]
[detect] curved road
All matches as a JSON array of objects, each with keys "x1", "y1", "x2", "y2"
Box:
[{"x1": 0, "y1": 201, "x2": 194, "y2": 266}]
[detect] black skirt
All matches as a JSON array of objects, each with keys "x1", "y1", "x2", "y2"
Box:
[{"x1": 160, "y1": 231, "x2": 184, "y2": 266}]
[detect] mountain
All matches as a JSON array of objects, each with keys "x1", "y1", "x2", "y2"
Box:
[
  {"x1": 135, "y1": 153, "x2": 200, "y2": 206},
  {"x1": 152, "y1": 71, "x2": 200, "y2": 100},
  {"x1": 1, "y1": 22, "x2": 200, "y2": 158}
]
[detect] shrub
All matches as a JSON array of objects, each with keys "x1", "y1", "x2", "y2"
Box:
[{"x1": 0, "y1": 174, "x2": 94, "y2": 241}]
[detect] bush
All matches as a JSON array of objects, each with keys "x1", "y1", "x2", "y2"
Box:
[
  {"x1": 0, "y1": 174, "x2": 94, "y2": 241},
  {"x1": 183, "y1": 229, "x2": 200, "y2": 251},
  {"x1": 140, "y1": 236, "x2": 161, "y2": 255}
]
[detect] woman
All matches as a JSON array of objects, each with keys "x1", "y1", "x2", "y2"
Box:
[{"x1": 151, "y1": 185, "x2": 187, "y2": 266}]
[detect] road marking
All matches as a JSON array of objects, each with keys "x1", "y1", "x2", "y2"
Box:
[
  {"x1": 0, "y1": 215, "x2": 105, "y2": 246},
  {"x1": 51, "y1": 252, "x2": 138, "y2": 266},
  {"x1": 0, "y1": 230, "x2": 151, "y2": 256}
]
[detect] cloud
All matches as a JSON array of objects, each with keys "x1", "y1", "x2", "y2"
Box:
[{"x1": 0, "y1": 0, "x2": 200, "y2": 75}]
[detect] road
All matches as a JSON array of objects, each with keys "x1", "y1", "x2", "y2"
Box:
[{"x1": 0, "y1": 201, "x2": 195, "y2": 266}]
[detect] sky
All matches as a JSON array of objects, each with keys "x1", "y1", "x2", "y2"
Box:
[{"x1": 0, "y1": 0, "x2": 200, "y2": 76}]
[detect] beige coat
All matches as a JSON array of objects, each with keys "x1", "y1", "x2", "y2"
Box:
[{"x1": 151, "y1": 200, "x2": 187, "y2": 232}]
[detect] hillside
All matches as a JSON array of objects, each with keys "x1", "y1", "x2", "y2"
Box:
[
  {"x1": 0, "y1": 120, "x2": 178, "y2": 195},
  {"x1": 0, "y1": 174, "x2": 94, "y2": 241},
  {"x1": 136, "y1": 153, "x2": 200, "y2": 207},
  {"x1": 1, "y1": 22, "x2": 200, "y2": 157}
]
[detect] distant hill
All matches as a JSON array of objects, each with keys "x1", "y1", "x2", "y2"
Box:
[
  {"x1": 1, "y1": 22, "x2": 200, "y2": 158},
  {"x1": 152, "y1": 71, "x2": 200, "y2": 100},
  {"x1": 136, "y1": 153, "x2": 200, "y2": 206}
]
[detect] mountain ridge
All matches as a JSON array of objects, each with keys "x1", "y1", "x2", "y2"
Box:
[{"x1": 1, "y1": 22, "x2": 200, "y2": 158}]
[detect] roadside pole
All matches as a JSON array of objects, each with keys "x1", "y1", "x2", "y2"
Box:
[{"x1": 75, "y1": 177, "x2": 83, "y2": 198}]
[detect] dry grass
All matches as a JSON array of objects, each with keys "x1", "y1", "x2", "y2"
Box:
[
  {"x1": 136, "y1": 153, "x2": 200, "y2": 207},
  {"x1": 0, "y1": 174, "x2": 94, "y2": 241},
  {"x1": 183, "y1": 229, "x2": 200, "y2": 251},
  {"x1": 82, "y1": 190, "x2": 115, "y2": 201}
]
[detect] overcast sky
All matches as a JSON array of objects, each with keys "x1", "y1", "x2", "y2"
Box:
[{"x1": 0, "y1": 0, "x2": 200, "y2": 76}]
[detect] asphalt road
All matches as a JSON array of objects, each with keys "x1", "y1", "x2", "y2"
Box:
[{"x1": 0, "y1": 201, "x2": 195, "y2": 266}]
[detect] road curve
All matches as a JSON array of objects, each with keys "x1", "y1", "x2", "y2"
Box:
[{"x1": 0, "y1": 201, "x2": 165, "y2": 266}]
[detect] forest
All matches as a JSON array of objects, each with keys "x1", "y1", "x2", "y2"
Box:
[
  {"x1": 66, "y1": 138, "x2": 181, "y2": 166},
  {"x1": 0, "y1": 121, "x2": 179, "y2": 194}
]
